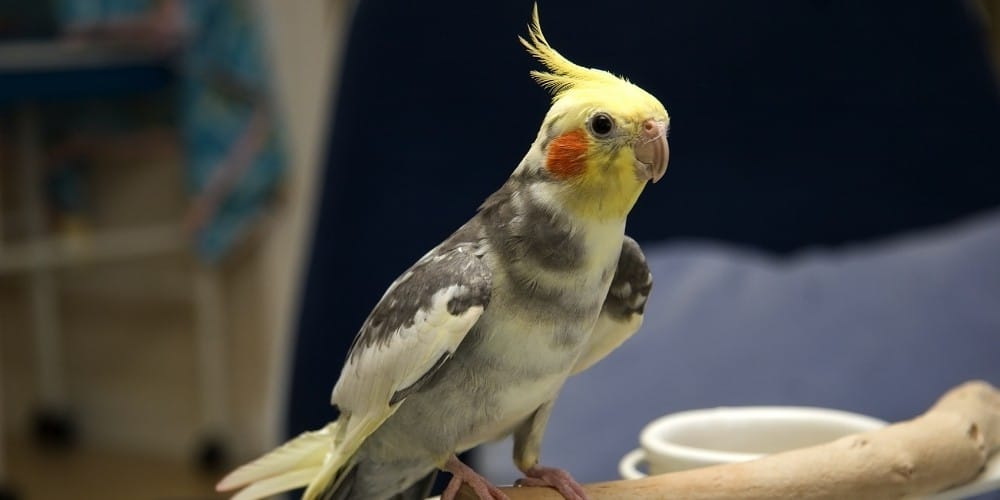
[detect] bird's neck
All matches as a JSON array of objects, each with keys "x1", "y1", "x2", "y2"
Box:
[
  {"x1": 514, "y1": 144, "x2": 646, "y2": 222},
  {"x1": 479, "y1": 171, "x2": 626, "y2": 278}
]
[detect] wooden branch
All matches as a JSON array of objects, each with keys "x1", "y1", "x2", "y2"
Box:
[{"x1": 464, "y1": 380, "x2": 1000, "y2": 500}]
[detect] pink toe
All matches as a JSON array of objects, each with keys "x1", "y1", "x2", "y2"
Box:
[{"x1": 519, "y1": 465, "x2": 589, "y2": 500}]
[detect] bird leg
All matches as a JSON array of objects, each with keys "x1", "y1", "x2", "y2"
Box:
[
  {"x1": 515, "y1": 465, "x2": 588, "y2": 500},
  {"x1": 441, "y1": 454, "x2": 509, "y2": 500},
  {"x1": 512, "y1": 401, "x2": 589, "y2": 499}
]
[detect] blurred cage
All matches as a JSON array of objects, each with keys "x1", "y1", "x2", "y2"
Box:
[{"x1": 0, "y1": 0, "x2": 296, "y2": 497}]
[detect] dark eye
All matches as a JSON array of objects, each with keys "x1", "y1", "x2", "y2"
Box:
[{"x1": 588, "y1": 113, "x2": 615, "y2": 137}]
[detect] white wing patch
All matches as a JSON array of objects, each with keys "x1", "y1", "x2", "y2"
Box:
[{"x1": 332, "y1": 285, "x2": 484, "y2": 417}]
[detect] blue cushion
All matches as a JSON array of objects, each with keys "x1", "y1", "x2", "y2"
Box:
[{"x1": 478, "y1": 210, "x2": 1000, "y2": 486}]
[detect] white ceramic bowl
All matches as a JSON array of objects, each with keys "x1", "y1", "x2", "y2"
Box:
[{"x1": 619, "y1": 406, "x2": 888, "y2": 479}]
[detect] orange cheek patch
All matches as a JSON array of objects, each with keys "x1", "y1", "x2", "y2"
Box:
[{"x1": 545, "y1": 129, "x2": 589, "y2": 179}]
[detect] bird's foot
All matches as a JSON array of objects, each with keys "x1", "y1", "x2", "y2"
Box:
[
  {"x1": 515, "y1": 464, "x2": 588, "y2": 500},
  {"x1": 442, "y1": 455, "x2": 509, "y2": 500}
]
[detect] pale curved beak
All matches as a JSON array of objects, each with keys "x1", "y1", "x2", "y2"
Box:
[{"x1": 633, "y1": 119, "x2": 669, "y2": 183}]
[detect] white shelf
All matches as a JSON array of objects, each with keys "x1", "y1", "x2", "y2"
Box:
[{"x1": 0, "y1": 223, "x2": 186, "y2": 274}]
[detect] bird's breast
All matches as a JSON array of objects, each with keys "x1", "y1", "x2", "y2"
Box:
[
  {"x1": 444, "y1": 266, "x2": 614, "y2": 447},
  {"x1": 383, "y1": 213, "x2": 626, "y2": 454}
]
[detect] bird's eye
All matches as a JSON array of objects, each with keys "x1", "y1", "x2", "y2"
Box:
[{"x1": 588, "y1": 113, "x2": 615, "y2": 137}]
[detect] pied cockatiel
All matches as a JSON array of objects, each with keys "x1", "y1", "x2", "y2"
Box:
[{"x1": 218, "y1": 6, "x2": 669, "y2": 500}]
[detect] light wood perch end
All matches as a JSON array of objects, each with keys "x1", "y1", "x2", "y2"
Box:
[{"x1": 463, "y1": 380, "x2": 1000, "y2": 500}]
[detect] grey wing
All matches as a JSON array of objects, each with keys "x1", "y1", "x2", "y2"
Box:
[
  {"x1": 295, "y1": 242, "x2": 490, "y2": 500},
  {"x1": 571, "y1": 236, "x2": 652, "y2": 375},
  {"x1": 331, "y1": 241, "x2": 491, "y2": 418}
]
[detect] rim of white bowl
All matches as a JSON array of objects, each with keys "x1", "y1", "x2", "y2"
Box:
[
  {"x1": 640, "y1": 406, "x2": 888, "y2": 464},
  {"x1": 619, "y1": 448, "x2": 648, "y2": 480}
]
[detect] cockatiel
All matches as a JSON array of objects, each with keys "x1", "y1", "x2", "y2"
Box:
[{"x1": 218, "y1": 6, "x2": 669, "y2": 500}]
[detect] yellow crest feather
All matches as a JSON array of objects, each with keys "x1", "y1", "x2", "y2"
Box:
[{"x1": 518, "y1": 4, "x2": 628, "y2": 100}]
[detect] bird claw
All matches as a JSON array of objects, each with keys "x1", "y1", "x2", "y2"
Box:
[
  {"x1": 515, "y1": 465, "x2": 589, "y2": 500},
  {"x1": 441, "y1": 455, "x2": 509, "y2": 500}
]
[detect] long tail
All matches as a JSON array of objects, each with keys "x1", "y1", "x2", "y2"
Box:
[{"x1": 217, "y1": 421, "x2": 347, "y2": 500}]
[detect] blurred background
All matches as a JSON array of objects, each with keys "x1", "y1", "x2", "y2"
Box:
[
  {"x1": 0, "y1": 1, "x2": 339, "y2": 498},
  {"x1": 1, "y1": 1, "x2": 999, "y2": 499}
]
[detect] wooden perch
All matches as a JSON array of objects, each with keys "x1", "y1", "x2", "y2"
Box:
[{"x1": 462, "y1": 380, "x2": 1000, "y2": 500}]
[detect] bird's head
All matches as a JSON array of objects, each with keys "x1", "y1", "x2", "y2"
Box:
[{"x1": 518, "y1": 6, "x2": 669, "y2": 221}]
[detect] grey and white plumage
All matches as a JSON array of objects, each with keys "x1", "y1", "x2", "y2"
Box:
[
  {"x1": 218, "y1": 7, "x2": 669, "y2": 500},
  {"x1": 330, "y1": 172, "x2": 652, "y2": 497},
  {"x1": 217, "y1": 172, "x2": 655, "y2": 500}
]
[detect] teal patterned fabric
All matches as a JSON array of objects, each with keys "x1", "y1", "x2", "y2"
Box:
[
  {"x1": 56, "y1": 0, "x2": 286, "y2": 261},
  {"x1": 180, "y1": 1, "x2": 285, "y2": 261}
]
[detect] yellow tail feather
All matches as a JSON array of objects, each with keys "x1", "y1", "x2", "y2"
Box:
[{"x1": 217, "y1": 422, "x2": 339, "y2": 499}]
